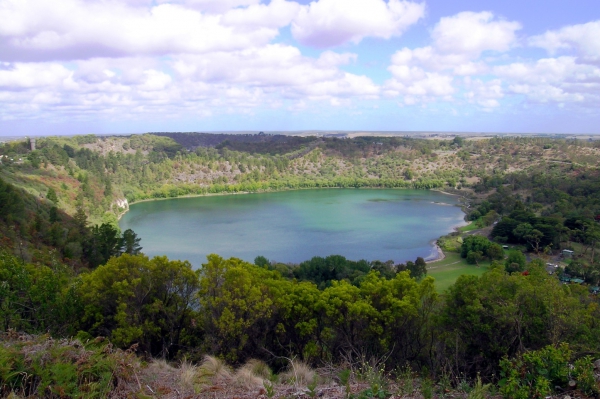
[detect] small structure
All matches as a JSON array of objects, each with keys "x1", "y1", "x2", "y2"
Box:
[
  {"x1": 571, "y1": 278, "x2": 585, "y2": 284},
  {"x1": 562, "y1": 249, "x2": 574, "y2": 258},
  {"x1": 545, "y1": 263, "x2": 558, "y2": 275},
  {"x1": 560, "y1": 274, "x2": 572, "y2": 283},
  {"x1": 589, "y1": 286, "x2": 599, "y2": 295},
  {"x1": 29, "y1": 137, "x2": 36, "y2": 151}
]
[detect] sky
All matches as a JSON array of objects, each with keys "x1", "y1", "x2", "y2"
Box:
[{"x1": 0, "y1": 0, "x2": 599, "y2": 136}]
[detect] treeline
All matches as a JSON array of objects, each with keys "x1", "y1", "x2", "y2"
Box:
[
  {"x1": 3, "y1": 133, "x2": 599, "y2": 229},
  {"x1": 466, "y1": 165, "x2": 600, "y2": 282},
  {"x1": 2, "y1": 250, "x2": 599, "y2": 390},
  {"x1": 258, "y1": 254, "x2": 428, "y2": 288}
]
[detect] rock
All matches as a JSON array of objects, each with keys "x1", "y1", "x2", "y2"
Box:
[{"x1": 593, "y1": 359, "x2": 600, "y2": 370}]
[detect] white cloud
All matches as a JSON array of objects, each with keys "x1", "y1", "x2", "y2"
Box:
[
  {"x1": 383, "y1": 11, "x2": 521, "y2": 105},
  {"x1": 222, "y1": 0, "x2": 300, "y2": 29},
  {"x1": 388, "y1": 12, "x2": 521, "y2": 73},
  {"x1": 464, "y1": 78, "x2": 503, "y2": 108},
  {"x1": 529, "y1": 20, "x2": 600, "y2": 61},
  {"x1": 385, "y1": 65, "x2": 455, "y2": 101},
  {"x1": 171, "y1": 45, "x2": 378, "y2": 99},
  {"x1": 157, "y1": 0, "x2": 260, "y2": 14},
  {"x1": 495, "y1": 57, "x2": 600, "y2": 104},
  {"x1": 432, "y1": 12, "x2": 521, "y2": 56},
  {"x1": 0, "y1": 45, "x2": 380, "y2": 122},
  {"x1": 495, "y1": 56, "x2": 600, "y2": 85},
  {"x1": 0, "y1": 0, "x2": 290, "y2": 59},
  {"x1": 291, "y1": 0, "x2": 424, "y2": 48},
  {"x1": 0, "y1": 63, "x2": 72, "y2": 88}
]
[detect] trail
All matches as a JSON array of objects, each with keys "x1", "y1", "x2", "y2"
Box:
[{"x1": 427, "y1": 260, "x2": 462, "y2": 270}]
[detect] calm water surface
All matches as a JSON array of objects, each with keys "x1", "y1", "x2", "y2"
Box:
[{"x1": 119, "y1": 189, "x2": 465, "y2": 266}]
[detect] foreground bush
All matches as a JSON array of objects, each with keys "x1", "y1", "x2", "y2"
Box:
[
  {"x1": 499, "y1": 343, "x2": 600, "y2": 399},
  {"x1": 0, "y1": 332, "x2": 137, "y2": 398}
]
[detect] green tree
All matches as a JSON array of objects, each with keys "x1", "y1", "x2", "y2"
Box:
[
  {"x1": 408, "y1": 256, "x2": 427, "y2": 278},
  {"x1": 120, "y1": 229, "x2": 142, "y2": 255},
  {"x1": 461, "y1": 235, "x2": 491, "y2": 259},
  {"x1": 466, "y1": 250, "x2": 484, "y2": 266},
  {"x1": 254, "y1": 255, "x2": 270, "y2": 268},
  {"x1": 79, "y1": 254, "x2": 199, "y2": 356},
  {"x1": 505, "y1": 250, "x2": 526, "y2": 273},
  {"x1": 198, "y1": 254, "x2": 276, "y2": 362},
  {"x1": 0, "y1": 251, "x2": 80, "y2": 335},
  {"x1": 486, "y1": 243, "x2": 504, "y2": 260},
  {"x1": 48, "y1": 206, "x2": 59, "y2": 223},
  {"x1": 86, "y1": 223, "x2": 121, "y2": 267},
  {"x1": 0, "y1": 178, "x2": 24, "y2": 221},
  {"x1": 47, "y1": 187, "x2": 59, "y2": 204}
]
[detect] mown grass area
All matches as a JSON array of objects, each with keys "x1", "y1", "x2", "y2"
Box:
[
  {"x1": 457, "y1": 221, "x2": 480, "y2": 232},
  {"x1": 428, "y1": 252, "x2": 490, "y2": 292}
]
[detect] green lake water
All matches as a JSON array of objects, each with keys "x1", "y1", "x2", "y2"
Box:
[{"x1": 119, "y1": 189, "x2": 466, "y2": 266}]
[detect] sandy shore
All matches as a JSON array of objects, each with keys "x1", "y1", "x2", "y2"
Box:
[{"x1": 425, "y1": 242, "x2": 446, "y2": 264}]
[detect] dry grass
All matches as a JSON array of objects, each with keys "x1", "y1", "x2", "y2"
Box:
[
  {"x1": 280, "y1": 359, "x2": 316, "y2": 386},
  {"x1": 198, "y1": 355, "x2": 233, "y2": 383},
  {"x1": 178, "y1": 358, "x2": 199, "y2": 391},
  {"x1": 234, "y1": 359, "x2": 272, "y2": 389},
  {"x1": 234, "y1": 366, "x2": 265, "y2": 389}
]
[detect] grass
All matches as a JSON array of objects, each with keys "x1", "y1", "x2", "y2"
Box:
[
  {"x1": 428, "y1": 252, "x2": 490, "y2": 292},
  {"x1": 458, "y1": 222, "x2": 480, "y2": 232}
]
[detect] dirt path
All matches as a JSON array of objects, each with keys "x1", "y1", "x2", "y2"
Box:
[{"x1": 427, "y1": 260, "x2": 462, "y2": 270}]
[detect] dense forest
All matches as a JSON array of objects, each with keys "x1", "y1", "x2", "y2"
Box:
[{"x1": 1, "y1": 133, "x2": 600, "y2": 398}]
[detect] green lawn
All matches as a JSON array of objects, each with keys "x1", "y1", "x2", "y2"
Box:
[
  {"x1": 457, "y1": 221, "x2": 480, "y2": 232},
  {"x1": 427, "y1": 252, "x2": 489, "y2": 292}
]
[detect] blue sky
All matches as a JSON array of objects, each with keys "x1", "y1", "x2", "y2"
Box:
[{"x1": 0, "y1": 0, "x2": 599, "y2": 136}]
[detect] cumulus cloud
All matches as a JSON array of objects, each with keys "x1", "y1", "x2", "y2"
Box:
[
  {"x1": 494, "y1": 56, "x2": 600, "y2": 104},
  {"x1": 171, "y1": 45, "x2": 378, "y2": 99},
  {"x1": 0, "y1": 0, "x2": 295, "y2": 60},
  {"x1": 388, "y1": 11, "x2": 521, "y2": 73},
  {"x1": 529, "y1": 20, "x2": 600, "y2": 61},
  {"x1": 432, "y1": 12, "x2": 521, "y2": 56},
  {"x1": 384, "y1": 65, "x2": 455, "y2": 103},
  {"x1": 383, "y1": 11, "x2": 521, "y2": 105},
  {"x1": 291, "y1": 0, "x2": 424, "y2": 48},
  {"x1": 0, "y1": 0, "x2": 598, "y2": 128},
  {"x1": 156, "y1": 0, "x2": 260, "y2": 14},
  {"x1": 464, "y1": 78, "x2": 503, "y2": 108},
  {"x1": 0, "y1": 62, "x2": 72, "y2": 89},
  {"x1": 0, "y1": 43, "x2": 380, "y2": 123}
]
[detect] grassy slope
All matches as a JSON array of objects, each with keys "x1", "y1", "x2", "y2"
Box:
[{"x1": 428, "y1": 252, "x2": 490, "y2": 292}]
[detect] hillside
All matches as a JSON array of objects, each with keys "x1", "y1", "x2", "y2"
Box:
[{"x1": 2, "y1": 133, "x2": 600, "y2": 398}]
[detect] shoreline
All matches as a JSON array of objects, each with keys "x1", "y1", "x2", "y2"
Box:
[
  {"x1": 118, "y1": 186, "x2": 464, "y2": 220},
  {"x1": 118, "y1": 186, "x2": 467, "y2": 264},
  {"x1": 425, "y1": 219, "x2": 469, "y2": 264},
  {"x1": 425, "y1": 242, "x2": 446, "y2": 264}
]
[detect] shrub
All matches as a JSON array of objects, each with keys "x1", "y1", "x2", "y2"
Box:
[
  {"x1": 0, "y1": 332, "x2": 136, "y2": 398},
  {"x1": 498, "y1": 343, "x2": 598, "y2": 398}
]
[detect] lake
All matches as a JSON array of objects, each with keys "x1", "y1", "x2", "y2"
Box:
[{"x1": 119, "y1": 189, "x2": 466, "y2": 266}]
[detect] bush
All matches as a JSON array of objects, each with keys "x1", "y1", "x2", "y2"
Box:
[
  {"x1": 504, "y1": 250, "x2": 526, "y2": 273},
  {"x1": 499, "y1": 343, "x2": 599, "y2": 399},
  {"x1": 0, "y1": 332, "x2": 136, "y2": 398}
]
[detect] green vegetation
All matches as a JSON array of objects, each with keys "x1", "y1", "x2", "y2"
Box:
[
  {"x1": 427, "y1": 253, "x2": 489, "y2": 292},
  {"x1": 0, "y1": 333, "x2": 138, "y2": 398},
  {"x1": 2, "y1": 133, "x2": 600, "y2": 397}
]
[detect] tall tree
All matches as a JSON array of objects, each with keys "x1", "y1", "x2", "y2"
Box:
[{"x1": 120, "y1": 229, "x2": 142, "y2": 255}]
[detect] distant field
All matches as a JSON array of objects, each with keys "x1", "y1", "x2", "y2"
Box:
[{"x1": 427, "y1": 252, "x2": 489, "y2": 292}]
